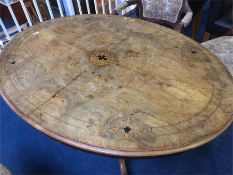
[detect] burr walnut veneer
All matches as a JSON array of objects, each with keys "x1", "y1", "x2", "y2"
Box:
[{"x1": 0, "y1": 15, "x2": 232, "y2": 157}]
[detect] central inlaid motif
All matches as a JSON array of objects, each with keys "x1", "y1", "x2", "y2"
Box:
[{"x1": 89, "y1": 50, "x2": 115, "y2": 66}]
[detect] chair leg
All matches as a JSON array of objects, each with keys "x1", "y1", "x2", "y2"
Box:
[
  {"x1": 38, "y1": 1, "x2": 49, "y2": 20},
  {"x1": 225, "y1": 28, "x2": 233, "y2": 36},
  {"x1": 203, "y1": 32, "x2": 210, "y2": 41},
  {"x1": 119, "y1": 159, "x2": 128, "y2": 175},
  {"x1": 24, "y1": 1, "x2": 36, "y2": 22},
  {"x1": 192, "y1": 14, "x2": 198, "y2": 39},
  {"x1": 192, "y1": 9, "x2": 203, "y2": 39}
]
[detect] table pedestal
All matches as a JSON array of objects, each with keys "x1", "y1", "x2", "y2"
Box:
[{"x1": 119, "y1": 159, "x2": 128, "y2": 175}]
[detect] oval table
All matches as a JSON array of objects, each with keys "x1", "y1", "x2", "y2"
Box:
[{"x1": 0, "y1": 15, "x2": 232, "y2": 174}]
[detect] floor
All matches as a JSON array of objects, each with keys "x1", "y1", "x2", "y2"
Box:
[{"x1": 0, "y1": 2, "x2": 233, "y2": 175}]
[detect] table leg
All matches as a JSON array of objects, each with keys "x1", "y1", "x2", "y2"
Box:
[{"x1": 119, "y1": 159, "x2": 128, "y2": 175}]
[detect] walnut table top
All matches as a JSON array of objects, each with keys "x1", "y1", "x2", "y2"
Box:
[
  {"x1": 0, "y1": 15, "x2": 232, "y2": 157},
  {"x1": 202, "y1": 36, "x2": 233, "y2": 76}
]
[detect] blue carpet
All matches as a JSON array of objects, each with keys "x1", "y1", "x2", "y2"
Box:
[{"x1": 0, "y1": 96, "x2": 232, "y2": 175}]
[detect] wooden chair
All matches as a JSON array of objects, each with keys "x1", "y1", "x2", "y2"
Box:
[
  {"x1": 37, "y1": 0, "x2": 49, "y2": 20},
  {"x1": 24, "y1": 0, "x2": 38, "y2": 23},
  {"x1": 24, "y1": 0, "x2": 49, "y2": 23},
  {"x1": 112, "y1": 0, "x2": 193, "y2": 32},
  {"x1": 79, "y1": 0, "x2": 115, "y2": 14}
]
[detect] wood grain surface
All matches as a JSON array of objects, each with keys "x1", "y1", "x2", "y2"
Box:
[{"x1": 0, "y1": 15, "x2": 232, "y2": 157}]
